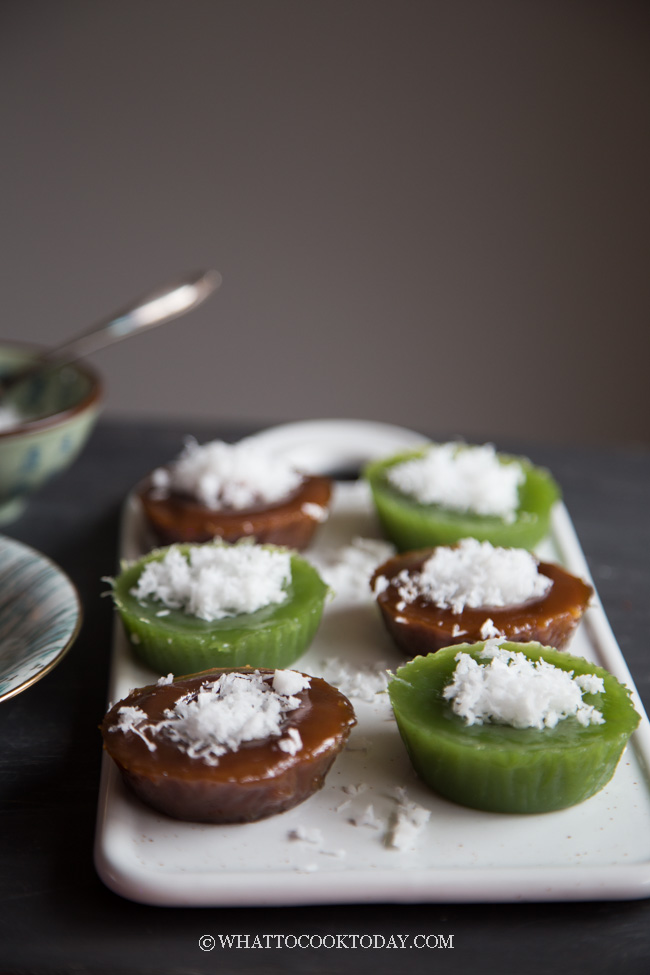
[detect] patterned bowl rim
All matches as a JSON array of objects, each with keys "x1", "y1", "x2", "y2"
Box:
[
  {"x1": 0, "y1": 340, "x2": 103, "y2": 439},
  {"x1": 0, "y1": 535, "x2": 83, "y2": 703}
]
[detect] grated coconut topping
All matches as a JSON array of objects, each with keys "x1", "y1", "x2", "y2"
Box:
[
  {"x1": 151, "y1": 436, "x2": 303, "y2": 509},
  {"x1": 110, "y1": 669, "x2": 311, "y2": 765},
  {"x1": 130, "y1": 542, "x2": 291, "y2": 621},
  {"x1": 443, "y1": 642, "x2": 605, "y2": 729},
  {"x1": 386, "y1": 442, "x2": 524, "y2": 521},
  {"x1": 384, "y1": 538, "x2": 552, "y2": 614}
]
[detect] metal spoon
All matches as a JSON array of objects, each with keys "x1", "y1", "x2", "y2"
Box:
[{"x1": 0, "y1": 269, "x2": 222, "y2": 398}]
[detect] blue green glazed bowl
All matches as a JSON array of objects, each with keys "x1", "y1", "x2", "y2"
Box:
[{"x1": 0, "y1": 343, "x2": 102, "y2": 524}]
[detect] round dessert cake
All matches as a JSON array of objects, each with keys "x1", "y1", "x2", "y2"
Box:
[
  {"x1": 371, "y1": 539, "x2": 593, "y2": 656},
  {"x1": 138, "y1": 436, "x2": 332, "y2": 549},
  {"x1": 102, "y1": 667, "x2": 356, "y2": 823},
  {"x1": 365, "y1": 442, "x2": 560, "y2": 551},
  {"x1": 388, "y1": 641, "x2": 639, "y2": 814},
  {"x1": 111, "y1": 540, "x2": 329, "y2": 674}
]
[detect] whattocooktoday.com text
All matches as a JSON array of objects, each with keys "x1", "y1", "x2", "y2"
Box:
[{"x1": 198, "y1": 933, "x2": 454, "y2": 951}]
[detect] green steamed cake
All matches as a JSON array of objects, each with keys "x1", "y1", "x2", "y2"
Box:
[
  {"x1": 365, "y1": 443, "x2": 560, "y2": 551},
  {"x1": 388, "y1": 641, "x2": 640, "y2": 814},
  {"x1": 111, "y1": 542, "x2": 328, "y2": 675}
]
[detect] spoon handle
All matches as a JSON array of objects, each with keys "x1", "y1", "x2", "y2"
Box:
[
  {"x1": 0, "y1": 269, "x2": 222, "y2": 396},
  {"x1": 40, "y1": 269, "x2": 222, "y2": 364}
]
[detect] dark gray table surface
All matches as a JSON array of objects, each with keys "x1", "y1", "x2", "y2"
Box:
[{"x1": 0, "y1": 419, "x2": 649, "y2": 975}]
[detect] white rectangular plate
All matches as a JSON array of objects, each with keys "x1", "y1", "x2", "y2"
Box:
[{"x1": 95, "y1": 424, "x2": 650, "y2": 905}]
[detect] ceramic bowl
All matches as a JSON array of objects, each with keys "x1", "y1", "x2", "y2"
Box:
[
  {"x1": 0, "y1": 535, "x2": 81, "y2": 702},
  {"x1": 0, "y1": 343, "x2": 102, "y2": 524}
]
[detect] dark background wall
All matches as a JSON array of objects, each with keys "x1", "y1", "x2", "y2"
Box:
[{"x1": 1, "y1": 0, "x2": 648, "y2": 445}]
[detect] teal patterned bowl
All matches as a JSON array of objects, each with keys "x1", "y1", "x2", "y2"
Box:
[
  {"x1": 0, "y1": 343, "x2": 102, "y2": 524},
  {"x1": 0, "y1": 535, "x2": 81, "y2": 702}
]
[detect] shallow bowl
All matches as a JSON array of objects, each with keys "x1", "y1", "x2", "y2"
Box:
[{"x1": 0, "y1": 535, "x2": 81, "y2": 702}]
